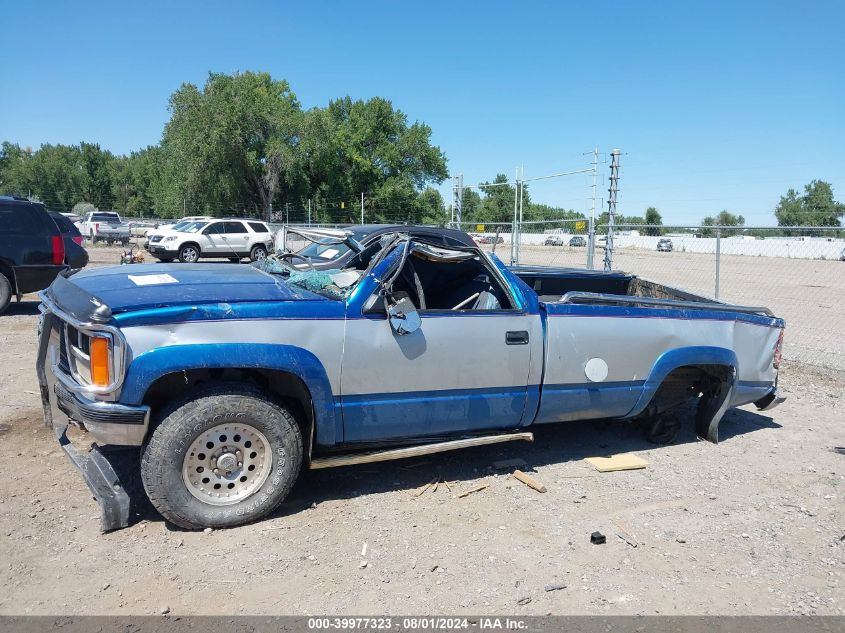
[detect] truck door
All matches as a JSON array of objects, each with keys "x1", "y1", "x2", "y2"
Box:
[{"x1": 340, "y1": 241, "x2": 542, "y2": 443}]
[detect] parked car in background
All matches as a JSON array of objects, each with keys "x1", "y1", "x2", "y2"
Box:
[
  {"x1": 840, "y1": 246, "x2": 845, "y2": 261},
  {"x1": 60, "y1": 212, "x2": 82, "y2": 224},
  {"x1": 0, "y1": 196, "x2": 67, "y2": 314},
  {"x1": 569, "y1": 236, "x2": 587, "y2": 247},
  {"x1": 48, "y1": 211, "x2": 88, "y2": 271},
  {"x1": 76, "y1": 211, "x2": 131, "y2": 245},
  {"x1": 144, "y1": 217, "x2": 213, "y2": 251},
  {"x1": 657, "y1": 238, "x2": 674, "y2": 252},
  {"x1": 476, "y1": 234, "x2": 504, "y2": 245},
  {"x1": 544, "y1": 234, "x2": 565, "y2": 246},
  {"x1": 148, "y1": 218, "x2": 274, "y2": 263}
]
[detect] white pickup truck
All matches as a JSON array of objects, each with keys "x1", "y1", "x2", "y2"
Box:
[{"x1": 76, "y1": 211, "x2": 131, "y2": 245}]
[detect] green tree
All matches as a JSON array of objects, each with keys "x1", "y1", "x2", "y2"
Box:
[
  {"x1": 27, "y1": 144, "x2": 88, "y2": 211},
  {"x1": 79, "y1": 142, "x2": 113, "y2": 208},
  {"x1": 0, "y1": 142, "x2": 33, "y2": 195},
  {"x1": 644, "y1": 206, "x2": 663, "y2": 236},
  {"x1": 774, "y1": 180, "x2": 844, "y2": 229},
  {"x1": 701, "y1": 210, "x2": 745, "y2": 236},
  {"x1": 418, "y1": 187, "x2": 446, "y2": 225},
  {"x1": 163, "y1": 71, "x2": 303, "y2": 219},
  {"x1": 324, "y1": 96, "x2": 448, "y2": 222},
  {"x1": 475, "y1": 174, "x2": 523, "y2": 223}
]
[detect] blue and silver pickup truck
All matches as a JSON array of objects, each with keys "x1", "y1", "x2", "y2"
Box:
[{"x1": 36, "y1": 231, "x2": 785, "y2": 531}]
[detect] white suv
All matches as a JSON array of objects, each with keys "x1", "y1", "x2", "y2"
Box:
[
  {"x1": 144, "y1": 216, "x2": 214, "y2": 251},
  {"x1": 148, "y1": 219, "x2": 274, "y2": 263}
]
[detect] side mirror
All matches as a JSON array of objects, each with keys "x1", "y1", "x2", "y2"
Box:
[{"x1": 387, "y1": 296, "x2": 421, "y2": 336}]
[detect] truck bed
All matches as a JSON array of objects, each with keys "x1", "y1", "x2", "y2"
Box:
[{"x1": 512, "y1": 266, "x2": 773, "y2": 317}]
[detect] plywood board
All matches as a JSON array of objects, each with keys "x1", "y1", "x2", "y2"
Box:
[{"x1": 585, "y1": 453, "x2": 649, "y2": 472}]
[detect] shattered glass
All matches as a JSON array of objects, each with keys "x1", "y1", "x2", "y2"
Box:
[{"x1": 252, "y1": 255, "x2": 360, "y2": 300}]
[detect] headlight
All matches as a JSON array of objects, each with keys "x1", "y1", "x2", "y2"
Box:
[{"x1": 163, "y1": 236, "x2": 177, "y2": 242}]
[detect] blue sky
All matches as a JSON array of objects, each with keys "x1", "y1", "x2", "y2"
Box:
[{"x1": 1, "y1": 0, "x2": 843, "y2": 225}]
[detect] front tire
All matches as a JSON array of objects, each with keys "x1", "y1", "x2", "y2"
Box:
[
  {"x1": 178, "y1": 244, "x2": 200, "y2": 263},
  {"x1": 141, "y1": 384, "x2": 303, "y2": 530},
  {"x1": 0, "y1": 273, "x2": 12, "y2": 315},
  {"x1": 249, "y1": 244, "x2": 268, "y2": 262}
]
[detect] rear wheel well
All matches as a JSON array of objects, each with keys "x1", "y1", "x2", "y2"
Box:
[
  {"x1": 646, "y1": 364, "x2": 733, "y2": 416},
  {"x1": 142, "y1": 367, "x2": 314, "y2": 454}
]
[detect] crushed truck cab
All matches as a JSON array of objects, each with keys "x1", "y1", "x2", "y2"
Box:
[{"x1": 36, "y1": 232, "x2": 785, "y2": 531}]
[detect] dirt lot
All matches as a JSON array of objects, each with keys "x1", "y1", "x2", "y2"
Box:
[{"x1": 0, "y1": 244, "x2": 843, "y2": 615}]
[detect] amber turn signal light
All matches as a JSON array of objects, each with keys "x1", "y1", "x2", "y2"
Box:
[{"x1": 90, "y1": 336, "x2": 111, "y2": 387}]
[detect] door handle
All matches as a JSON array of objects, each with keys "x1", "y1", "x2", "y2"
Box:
[{"x1": 506, "y1": 330, "x2": 529, "y2": 345}]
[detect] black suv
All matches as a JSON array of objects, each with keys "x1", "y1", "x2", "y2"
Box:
[{"x1": 0, "y1": 197, "x2": 69, "y2": 314}]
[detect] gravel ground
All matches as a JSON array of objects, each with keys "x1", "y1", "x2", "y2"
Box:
[{"x1": 0, "y1": 244, "x2": 842, "y2": 615}]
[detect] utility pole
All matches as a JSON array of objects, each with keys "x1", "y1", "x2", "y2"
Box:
[
  {"x1": 516, "y1": 165, "x2": 525, "y2": 262},
  {"x1": 285, "y1": 202, "x2": 290, "y2": 224},
  {"x1": 511, "y1": 166, "x2": 519, "y2": 265},
  {"x1": 603, "y1": 149, "x2": 621, "y2": 272},
  {"x1": 587, "y1": 148, "x2": 598, "y2": 269},
  {"x1": 452, "y1": 174, "x2": 463, "y2": 228},
  {"x1": 361, "y1": 192, "x2": 364, "y2": 224},
  {"x1": 308, "y1": 199, "x2": 311, "y2": 225}
]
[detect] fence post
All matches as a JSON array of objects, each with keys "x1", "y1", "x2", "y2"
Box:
[
  {"x1": 603, "y1": 149, "x2": 621, "y2": 271},
  {"x1": 511, "y1": 167, "x2": 519, "y2": 265},
  {"x1": 715, "y1": 227, "x2": 721, "y2": 299},
  {"x1": 587, "y1": 216, "x2": 595, "y2": 270}
]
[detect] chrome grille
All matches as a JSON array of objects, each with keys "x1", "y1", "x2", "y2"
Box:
[{"x1": 57, "y1": 325, "x2": 70, "y2": 374}]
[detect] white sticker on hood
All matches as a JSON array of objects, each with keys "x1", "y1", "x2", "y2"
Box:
[{"x1": 127, "y1": 273, "x2": 178, "y2": 286}]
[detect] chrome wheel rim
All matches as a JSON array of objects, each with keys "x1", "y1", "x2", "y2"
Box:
[
  {"x1": 181, "y1": 247, "x2": 198, "y2": 262},
  {"x1": 182, "y1": 423, "x2": 272, "y2": 505},
  {"x1": 253, "y1": 247, "x2": 266, "y2": 260}
]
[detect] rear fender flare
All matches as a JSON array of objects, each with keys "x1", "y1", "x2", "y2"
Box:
[
  {"x1": 119, "y1": 343, "x2": 339, "y2": 446},
  {"x1": 625, "y1": 346, "x2": 738, "y2": 420}
]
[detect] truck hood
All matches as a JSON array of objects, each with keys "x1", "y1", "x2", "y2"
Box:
[{"x1": 46, "y1": 263, "x2": 326, "y2": 322}]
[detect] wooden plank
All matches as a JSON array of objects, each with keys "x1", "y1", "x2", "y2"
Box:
[
  {"x1": 513, "y1": 469, "x2": 547, "y2": 493},
  {"x1": 584, "y1": 453, "x2": 649, "y2": 472},
  {"x1": 457, "y1": 483, "x2": 488, "y2": 498}
]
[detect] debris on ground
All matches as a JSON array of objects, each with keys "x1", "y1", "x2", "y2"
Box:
[
  {"x1": 614, "y1": 523, "x2": 639, "y2": 548},
  {"x1": 590, "y1": 531, "x2": 606, "y2": 545},
  {"x1": 516, "y1": 596, "x2": 532, "y2": 605},
  {"x1": 584, "y1": 453, "x2": 649, "y2": 472},
  {"x1": 492, "y1": 458, "x2": 528, "y2": 470},
  {"x1": 457, "y1": 483, "x2": 489, "y2": 498},
  {"x1": 544, "y1": 582, "x2": 567, "y2": 592},
  {"x1": 411, "y1": 478, "x2": 438, "y2": 497},
  {"x1": 512, "y1": 469, "x2": 547, "y2": 493}
]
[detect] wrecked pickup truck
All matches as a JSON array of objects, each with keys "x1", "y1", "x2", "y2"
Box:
[{"x1": 36, "y1": 230, "x2": 785, "y2": 531}]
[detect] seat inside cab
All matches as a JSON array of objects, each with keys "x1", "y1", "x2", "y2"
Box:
[{"x1": 387, "y1": 243, "x2": 513, "y2": 311}]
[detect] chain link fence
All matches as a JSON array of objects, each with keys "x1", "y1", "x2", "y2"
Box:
[
  {"x1": 513, "y1": 223, "x2": 845, "y2": 372},
  {"x1": 117, "y1": 214, "x2": 844, "y2": 371}
]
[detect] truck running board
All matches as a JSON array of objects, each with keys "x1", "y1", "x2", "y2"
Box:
[{"x1": 309, "y1": 432, "x2": 534, "y2": 470}]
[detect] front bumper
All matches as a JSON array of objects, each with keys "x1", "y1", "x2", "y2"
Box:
[
  {"x1": 147, "y1": 244, "x2": 178, "y2": 257},
  {"x1": 36, "y1": 309, "x2": 149, "y2": 531}
]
